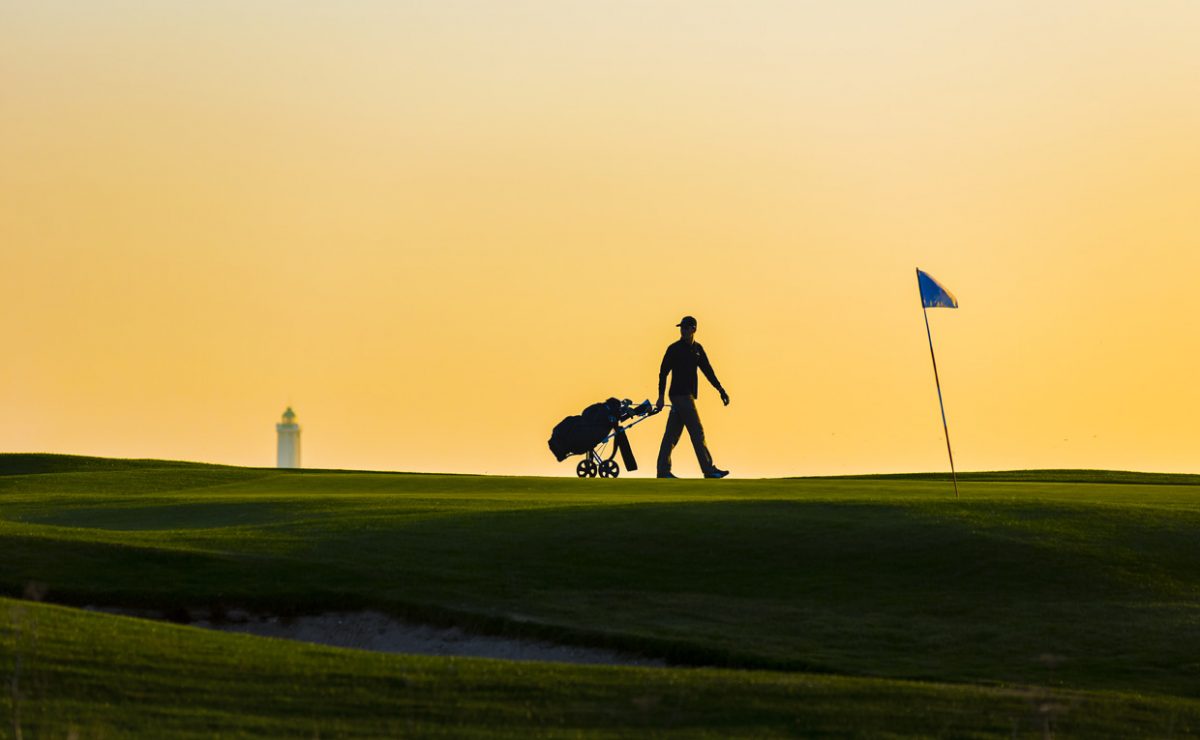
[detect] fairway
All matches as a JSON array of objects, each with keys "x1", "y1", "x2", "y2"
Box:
[{"x1": 3, "y1": 454, "x2": 1200, "y2": 736}]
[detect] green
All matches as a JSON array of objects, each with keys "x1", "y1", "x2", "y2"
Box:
[{"x1": 3, "y1": 454, "x2": 1199, "y2": 736}]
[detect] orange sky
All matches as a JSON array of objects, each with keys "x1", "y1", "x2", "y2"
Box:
[{"x1": 3, "y1": 2, "x2": 1199, "y2": 476}]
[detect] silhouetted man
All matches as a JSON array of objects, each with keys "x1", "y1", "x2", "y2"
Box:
[{"x1": 655, "y1": 315, "x2": 730, "y2": 479}]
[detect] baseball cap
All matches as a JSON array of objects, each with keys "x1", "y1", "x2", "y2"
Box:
[{"x1": 676, "y1": 316, "x2": 697, "y2": 328}]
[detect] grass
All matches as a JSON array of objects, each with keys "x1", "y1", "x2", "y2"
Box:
[
  {"x1": 2, "y1": 453, "x2": 1200, "y2": 735},
  {"x1": 4, "y1": 597, "x2": 1198, "y2": 738}
]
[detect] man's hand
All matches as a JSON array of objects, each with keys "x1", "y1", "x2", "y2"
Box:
[
  {"x1": 719, "y1": 389, "x2": 730, "y2": 406},
  {"x1": 655, "y1": 396, "x2": 664, "y2": 412}
]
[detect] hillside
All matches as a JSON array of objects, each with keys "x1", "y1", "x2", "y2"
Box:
[{"x1": 3, "y1": 454, "x2": 1199, "y2": 735}]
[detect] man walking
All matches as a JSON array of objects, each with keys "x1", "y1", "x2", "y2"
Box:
[{"x1": 655, "y1": 315, "x2": 730, "y2": 479}]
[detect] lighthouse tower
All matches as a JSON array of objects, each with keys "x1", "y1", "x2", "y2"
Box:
[{"x1": 276, "y1": 407, "x2": 301, "y2": 468}]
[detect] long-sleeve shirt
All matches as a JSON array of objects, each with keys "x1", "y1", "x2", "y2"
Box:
[{"x1": 659, "y1": 340, "x2": 723, "y2": 399}]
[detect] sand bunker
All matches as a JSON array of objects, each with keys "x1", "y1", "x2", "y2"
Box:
[{"x1": 95, "y1": 607, "x2": 663, "y2": 667}]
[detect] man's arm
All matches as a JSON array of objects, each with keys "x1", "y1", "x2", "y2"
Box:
[
  {"x1": 698, "y1": 345, "x2": 730, "y2": 406},
  {"x1": 656, "y1": 348, "x2": 671, "y2": 410}
]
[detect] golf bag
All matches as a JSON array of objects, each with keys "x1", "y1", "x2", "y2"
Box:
[
  {"x1": 547, "y1": 398, "x2": 660, "y2": 478},
  {"x1": 549, "y1": 398, "x2": 625, "y2": 462}
]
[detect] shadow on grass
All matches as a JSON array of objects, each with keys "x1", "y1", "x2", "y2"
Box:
[{"x1": 5, "y1": 497, "x2": 1200, "y2": 695}]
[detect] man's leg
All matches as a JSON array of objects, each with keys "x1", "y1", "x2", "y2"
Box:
[
  {"x1": 675, "y1": 395, "x2": 716, "y2": 475},
  {"x1": 656, "y1": 404, "x2": 685, "y2": 476}
]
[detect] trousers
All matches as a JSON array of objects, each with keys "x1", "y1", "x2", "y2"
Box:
[{"x1": 657, "y1": 394, "x2": 715, "y2": 475}]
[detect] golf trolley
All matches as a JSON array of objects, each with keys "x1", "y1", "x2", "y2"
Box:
[{"x1": 547, "y1": 398, "x2": 665, "y2": 479}]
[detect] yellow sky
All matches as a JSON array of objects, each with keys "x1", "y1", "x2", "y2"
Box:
[{"x1": 3, "y1": 2, "x2": 1199, "y2": 476}]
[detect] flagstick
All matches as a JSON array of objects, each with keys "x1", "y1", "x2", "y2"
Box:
[{"x1": 921, "y1": 302, "x2": 960, "y2": 498}]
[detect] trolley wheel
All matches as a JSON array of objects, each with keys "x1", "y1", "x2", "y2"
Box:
[
  {"x1": 577, "y1": 459, "x2": 599, "y2": 478},
  {"x1": 599, "y1": 460, "x2": 620, "y2": 478}
]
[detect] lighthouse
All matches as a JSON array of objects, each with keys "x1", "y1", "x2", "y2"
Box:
[{"x1": 276, "y1": 407, "x2": 301, "y2": 468}]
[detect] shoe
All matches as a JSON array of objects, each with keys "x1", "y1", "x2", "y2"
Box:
[
  {"x1": 705, "y1": 469, "x2": 729, "y2": 479},
  {"x1": 657, "y1": 472, "x2": 678, "y2": 479}
]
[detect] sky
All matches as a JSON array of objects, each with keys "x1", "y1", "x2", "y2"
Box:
[{"x1": 2, "y1": 1, "x2": 1199, "y2": 477}]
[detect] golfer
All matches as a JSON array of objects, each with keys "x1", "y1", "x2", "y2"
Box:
[{"x1": 655, "y1": 315, "x2": 730, "y2": 479}]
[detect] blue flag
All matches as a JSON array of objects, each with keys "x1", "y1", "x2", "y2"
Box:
[{"x1": 917, "y1": 269, "x2": 958, "y2": 309}]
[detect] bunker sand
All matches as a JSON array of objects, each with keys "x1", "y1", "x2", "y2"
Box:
[{"x1": 185, "y1": 608, "x2": 664, "y2": 666}]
